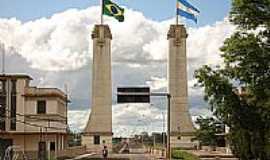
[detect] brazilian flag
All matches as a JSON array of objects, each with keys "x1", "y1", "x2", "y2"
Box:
[{"x1": 103, "y1": 0, "x2": 125, "y2": 22}]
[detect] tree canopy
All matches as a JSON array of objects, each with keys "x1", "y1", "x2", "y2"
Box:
[
  {"x1": 194, "y1": 0, "x2": 270, "y2": 159},
  {"x1": 194, "y1": 117, "x2": 224, "y2": 148}
]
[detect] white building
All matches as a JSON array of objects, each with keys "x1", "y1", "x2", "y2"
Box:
[{"x1": 0, "y1": 74, "x2": 68, "y2": 160}]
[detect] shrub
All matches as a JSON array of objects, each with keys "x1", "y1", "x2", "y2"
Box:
[{"x1": 171, "y1": 150, "x2": 199, "y2": 160}]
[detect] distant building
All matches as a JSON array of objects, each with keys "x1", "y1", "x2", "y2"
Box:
[{"x1": 0, "y1": 74, "x2": 68, "y2": 159}]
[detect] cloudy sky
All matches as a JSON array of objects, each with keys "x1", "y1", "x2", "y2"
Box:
[{"x1": 0, "y1": 0, "x2": 235, "y2": 136}]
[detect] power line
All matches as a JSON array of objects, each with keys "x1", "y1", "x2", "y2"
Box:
[
  {"x1": 0, "y1": 95, "x2": 69, "y2": 131},
  {"x1": 4, "y1": 108, "x2": 67, "y2": 124},
  {"x1": 0, "y1": 116, "x2": 67, "y2": 131}
]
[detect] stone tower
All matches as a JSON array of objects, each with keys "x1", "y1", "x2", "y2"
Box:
[
  {"x1": 82, "y1": 25, "x2": 113, "y2": 152},
  {"x1": 167, "y1": 24, "x2": 196, "y2": 148}
]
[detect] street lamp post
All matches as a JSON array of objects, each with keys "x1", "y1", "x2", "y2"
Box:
[
  {"x1": 150, "y1": 93, "x2": 171, "y2": 160},
  {"x1": 167, "y1": 94, "x2": 171, "y2": 160},
  {"x1": 162, "y1": 111, "x2": 166, "y2": 153},
  {"x1": 137, "y1": 119, "x2": 148, "y2": 147}
]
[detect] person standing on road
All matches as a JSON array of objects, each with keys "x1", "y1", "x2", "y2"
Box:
[{"x1": 102, "y1": 145, "x2": 108, "y2": 159}]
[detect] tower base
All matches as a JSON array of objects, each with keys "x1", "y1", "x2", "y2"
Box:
[
  {"x1": 170, "y1": 133, "x2": 198, "y2": 149},
  {"x1": 82, "y1": 133, "x2": 112, "y2": 153}
]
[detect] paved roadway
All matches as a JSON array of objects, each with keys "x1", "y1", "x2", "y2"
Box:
[
  {"x1": 112, "y1": 154, "x2": 154, "y2": 160},
  {"x1": 76, "y1": 153, "x2": 156, "y2": 160},
  {"x1": 71, "y1": 147, "x2": 164, "y2": 160}
]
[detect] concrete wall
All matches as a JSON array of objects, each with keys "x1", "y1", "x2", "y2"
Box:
[
  {"x1": 170, "y1": 136, "x2": 198, "y2": 149},
  {"x1": 57, "y1": 100, "x2": 67, "y2": 117},
  {"x1": 25, "y1": 98, "x2": 58, "y2": 115},
  {"x1": 1, "y1": 134, "x2": 66, "y2": 151},
  {"x1": 15, "y1": 79, "x2": 27, "y2": 132},
  {"x1": 82, "y1": 135, "x2": 112, "y2": 153},
  {"x1": 1, "y1": 134, "x2": 67, "y2": 159},
  {"x1": 23, "y1": 97, "x2": 67, "y2": 133}
]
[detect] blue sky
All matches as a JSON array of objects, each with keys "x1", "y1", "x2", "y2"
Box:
[{"x1": 1, "y1": 0, "x2": 231, "y2": 26}]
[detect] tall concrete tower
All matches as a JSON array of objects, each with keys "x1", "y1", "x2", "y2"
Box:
[
  {"x1": 82, "y1": 25, "x2": 113, "y2": 152},
  {"x1": 167, "y1": 24, "x2": 196, "y2": 148}
]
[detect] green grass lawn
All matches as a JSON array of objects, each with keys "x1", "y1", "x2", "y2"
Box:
[{"x1": 171, "y1": 150, "x2": 199, "y2": 160}]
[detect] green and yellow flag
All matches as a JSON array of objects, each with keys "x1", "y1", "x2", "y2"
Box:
[{"x1": 103, "y1": 0, "x2": 125, "y2": 22}]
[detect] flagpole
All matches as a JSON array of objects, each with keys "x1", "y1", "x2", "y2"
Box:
[
  {"x1": 101, "y1": 0, "x2": 104, "y2": 24},
  {"x1": 176, "y1": 0, "x2": 179, "y2": 25}
]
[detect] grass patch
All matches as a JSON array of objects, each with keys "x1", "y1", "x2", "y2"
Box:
[
  {"x1": 57, "y1": 156, "x2": 73, "y2": 160},
  {"x1": 171, "y1": 150, "x2": 199, "y2": 160}
]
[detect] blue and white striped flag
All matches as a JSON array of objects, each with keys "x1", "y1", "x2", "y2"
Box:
[{"x1": 177, "y1": 0, "x2": 200, "y2": 23}]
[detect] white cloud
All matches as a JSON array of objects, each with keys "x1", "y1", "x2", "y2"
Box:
[
  {"x1": 187, "y1": 19, "x2": 235, "y2": 67},
  {"x1": 68, "y1": 104, "x2": 212, "y2": 136},
  {"x1": 0, "y1": 8, "x2": 97, "y2": 71},
  {"x1": 68, "y1": 110, "x2": 90, "y2": 132},
  {"x1": 146, "y1": 76, "x2": 167, "y2": 91},
  {"x1": 0, "y1": 7, "x2": 234, "y2": 71},
  {"x1": 0, "y1": 6, "x2": 235, "y2": 133},
  {"x1": 68, "y1": 104, "x2": 167, "y2": 137}
]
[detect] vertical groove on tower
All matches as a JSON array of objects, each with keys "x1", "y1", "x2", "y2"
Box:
[
  {"x1": 167, "y1": 25, "x2": 197, "y2": 149},
  {"x1": 82, "y1": 25, "x2": 113, "y2": 152}
]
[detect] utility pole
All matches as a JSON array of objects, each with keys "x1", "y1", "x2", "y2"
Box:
[
  {"x1": 167, "y1": 94, "x2": 171, "y2": 160},
  {"x1": 150, "y1": 93, "x2": 171, "y2": 160},
  {"x1": 153, "y1": 134, "x2": 156, "y2": 149},
  {"x1": 64, "y1": 83, "x2": 69, "y2": 126},
  {"x1": 162, "y1": 111, "x2": 166, "y2": 157}
]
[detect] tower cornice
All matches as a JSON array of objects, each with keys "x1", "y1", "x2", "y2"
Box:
[
  {"x1": 167, "y1": 24, "x2": 188, "y2": 40},
  {"x1": 91, "y1": 24, "x2": 112, "y2": 39}
]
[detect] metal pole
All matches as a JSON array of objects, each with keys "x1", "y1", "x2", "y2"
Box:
[
  {"x1": 142, "y1": 135, "x2": 143, "y2": 146},
  {"x1": 153, "y1": 134, "x2": 156, "y2": 149},
  {"x1": 64, "y1": 84, "x2": 68, "y2": 126},
  {"x1": 149, "y1": 92, "x2": 171, "y2": 159},
  {"x1": 176, "y1": 0, "x2": 179, "y2": 25},
  {"x1": 101, "y1": 0, "x2": 104, "y2": 24},
  {"x1": 162, "y1": 111, "x2": 166, "y2": 154},
  {"x1": 167, "y1": 94, "x2": 171, "y2": 160}
]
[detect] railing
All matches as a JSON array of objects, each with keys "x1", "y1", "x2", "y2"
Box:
[{"x1": 4, "y1": 146, "x2": 26, "y2": 160}]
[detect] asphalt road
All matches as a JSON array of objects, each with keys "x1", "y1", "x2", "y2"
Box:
[
  {"x1": 115, "y1": 154, "x2": 153, "y2": 160},
  {"x1": 75, "y1": 153, "x2": 158, "y2": 160}
]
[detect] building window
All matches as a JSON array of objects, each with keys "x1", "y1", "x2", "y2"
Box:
[
  {"x1": 37, "y1": 101, "x2": 46, "y2": 114},
  {"x1": 94, "y1": 135, "x2": 100, "y2": 145},
  {"x1": 50, "y1": 142, "x2": 56, "y2": 151}
]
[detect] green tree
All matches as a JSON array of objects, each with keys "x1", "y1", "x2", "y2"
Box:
[
  {"x1": 194, "y1": 0, "x2": 270, "y2": 159},
  {"x1": 194, "y1": 117, "x2": 224, "y2": 150},
  {"x1": 67, "y1": 129, "x2": 82, "y2": 147}
]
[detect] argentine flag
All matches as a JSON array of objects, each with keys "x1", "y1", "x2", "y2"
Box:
[{"x1": 177, "y1": 0, "x2": 200, "y2": 23}]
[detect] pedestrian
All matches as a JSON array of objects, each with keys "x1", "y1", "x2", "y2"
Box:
[{"x1": 102, "y1": 145, "x2": 108, "y2": 159}]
